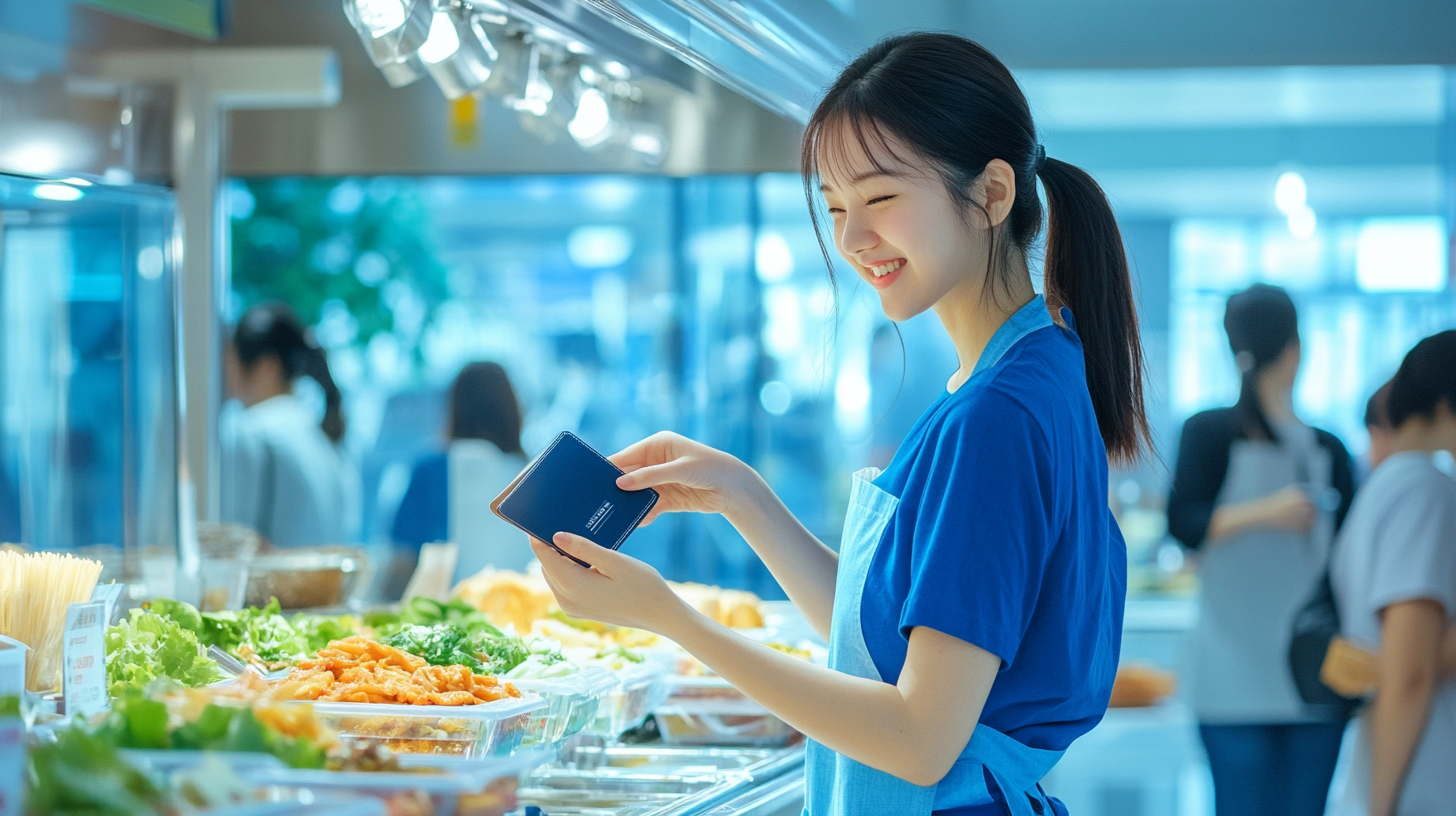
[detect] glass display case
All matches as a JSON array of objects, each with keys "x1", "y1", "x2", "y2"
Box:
[{"x1": 0, "y1": 173, "x2": 180, "y2": 594}]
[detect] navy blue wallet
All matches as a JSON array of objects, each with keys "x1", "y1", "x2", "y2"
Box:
[{"x1": 490, "y1": 431, "x2": 658, "y2": 569}]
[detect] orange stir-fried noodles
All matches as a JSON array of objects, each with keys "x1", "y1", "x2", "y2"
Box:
[{"x1": 276, "y1": 636, "x2": 521, "y2": 706}]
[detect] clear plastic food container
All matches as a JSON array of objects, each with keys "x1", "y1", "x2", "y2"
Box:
[
  {"x1": 589, "y1": 654, "x2": 673, "y2": 738},
  {"x1": 509, "y1": 666, "x2": 617, "y2": 749},
  {"x1": 307, "y1": 694, "x2": 545, "y2": 758},
  {"x1": 654, "y1": 676, "x2": 799, "y2": 746}
]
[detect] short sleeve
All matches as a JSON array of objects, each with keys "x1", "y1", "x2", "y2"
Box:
[
  {"x1": 898, "y1": 387, "x2": 1057, "y2": 667},
  {"x1": 1368, "y1": 471, "x2": 1456, "y2": 616}
]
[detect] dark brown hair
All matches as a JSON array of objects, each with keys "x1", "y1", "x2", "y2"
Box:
[
  {"x1": 1222, "y1": 284, "x2": 1299, "y2": 442},
  {"x1": 800, "y1": 32, "x2": 1149, "y2": 465},
  {"x1": 449, "y1": 361, "x2": 524, "y2": 456},
  {"x1": 1387, "y1": 330, "x2": 1456, "y2": 430},
  {"x1": 233, "y1": 303, "x2": 346, "y2": 444}
]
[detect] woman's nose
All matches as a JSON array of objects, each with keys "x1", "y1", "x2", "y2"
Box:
[{"x1": 838, "y1": 212, "x2": 877, "y2": 257}]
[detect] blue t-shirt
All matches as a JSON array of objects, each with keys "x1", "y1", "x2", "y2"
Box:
[{"x1": 862, "y1": 307, "x2": 1125, "y2": 753}]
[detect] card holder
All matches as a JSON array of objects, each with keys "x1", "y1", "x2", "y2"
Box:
[{"x1": 490, "y1": 431, "x2": 658, "y2": 569}]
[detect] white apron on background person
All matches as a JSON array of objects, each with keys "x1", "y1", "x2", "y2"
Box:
[
  {"x1": 447, "y1": 438, "x2": 531, "y2": 582},
  {"x1": 1187, "y1": 421, "x2": 1335, "y2": 722},
  {"x1": 220, "y1": 394, "x2": 359, "y2": 547}
]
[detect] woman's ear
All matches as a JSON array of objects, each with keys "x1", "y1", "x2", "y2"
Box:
[{"x1": 975, "y1": 158, "x2": 1018, "y2": 228}]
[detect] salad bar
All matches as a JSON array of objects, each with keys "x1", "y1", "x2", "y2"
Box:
[{"x1": 1, "y1": 553, "x2": 812, "y2": 816}]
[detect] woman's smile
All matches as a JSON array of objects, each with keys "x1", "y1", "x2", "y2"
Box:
[{"x1": 861, "y1": 258, "x2": 906, "y2": 289}]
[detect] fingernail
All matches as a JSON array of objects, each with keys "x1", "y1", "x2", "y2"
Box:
[
  {"x1": 616, "y1": 474, "x2": 633, "y2": 488},
  {"x1": 553, "y1": 532, "x2": 568, "y2": 545}
]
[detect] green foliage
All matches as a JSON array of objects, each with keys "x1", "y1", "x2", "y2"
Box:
[{"x1": 228, "y1": 177, "x2": 450, "y2": 375}]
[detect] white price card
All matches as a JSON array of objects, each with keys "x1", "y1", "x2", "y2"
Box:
[
  {"x1": 63, "y1": 601, "x2": 107, "y2": 718},
  {"x1": 0, "y1": 717, "x2": 21, "y2": 816}
]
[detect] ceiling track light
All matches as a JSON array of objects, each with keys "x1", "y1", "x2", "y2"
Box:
[
  {"x1": 343, "y1": 0, "x2": 433, "y2": 87},
  {"x1": 419, "y1": 1, "x2": 500, "y2": 99}
]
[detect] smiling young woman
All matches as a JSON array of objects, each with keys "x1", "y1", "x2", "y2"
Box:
[{"x1": 528, "y1": 32, "x2": 1148, "y2": 816}]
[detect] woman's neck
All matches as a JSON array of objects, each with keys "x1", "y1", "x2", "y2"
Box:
[
  {"x1": 1390, "y1": 413, "x2": 1456, "y2": 456},
  {"x1": 935, "y1": 256, "x2": 1036, "y2": 393},
  {"x1": 1256, "y1": 374, "x2": 1296, "y2": 426}
]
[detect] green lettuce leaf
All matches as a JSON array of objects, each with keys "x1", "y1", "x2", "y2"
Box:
[{"x1": 104, "y1": 610, "x2": 222, "y2": 698}]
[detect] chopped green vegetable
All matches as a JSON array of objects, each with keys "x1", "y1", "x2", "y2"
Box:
[
  {"x1": 95, "y1": 691, "x2": 328, "y2": 770},
  {"x1": 0, "y1": 695, "x2": 18, "y2": 718},
  {"x1": 474, "y1": 629, "x2": 531, "y2": 674},
  {"x1": 104, "y1": 610, "x2": 222, "y2": 698},
  {"x1": 371, "y1": 596, "x2": 504, "y2": 639},
  {"x1": 383, "y1": 624, "x2": 486, "y2": 673},
  {"x1": 27, "y1": 724, "x2": 169, "y2": 816},
  {"x1": 291, "y1": 612, "x2": 358, "y2": 654}
]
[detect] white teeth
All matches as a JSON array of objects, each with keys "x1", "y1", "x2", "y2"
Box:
[{"x1": 869, "y1": 259, "x2": 904, "y2": 278}]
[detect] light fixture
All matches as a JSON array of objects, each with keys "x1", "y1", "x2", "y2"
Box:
[
  {"x1": 1274, "y1": 170, "x2": 1317, "y2": 239},
  {"x1": 568, "y1": 88, "x2": 614, "y2": 148},
  {"x1": 343, "y1": 0, "x2": 432, "y2": 88},
  {"x1": 418, "y1": 3, "x2": 499, "y2": 99},
  {"x1": 1274, "y1": 171, "x2": 1306, "y2": 215},
  {"x1": 33, "y1": 183, "x2": 84, "y2": 202},
  {"x1": 506, "y1": 41, "x2": 555, "y2": 117}
]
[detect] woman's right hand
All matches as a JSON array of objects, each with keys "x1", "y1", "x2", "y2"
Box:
[
  {"x1": 610, "y1": 431, "x2": 756, "y2": 526},
  {"x1": 1257, "y1": 485, "x2": 1317, "y2": 532}
]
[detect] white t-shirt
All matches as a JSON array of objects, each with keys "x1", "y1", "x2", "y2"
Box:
[
  {"x1": 447, "y1": 438, "x2": 531, "y2": 582},
  {"x1": 220, "y1": 394, "x2": 360, "y2": 547},
  {"x1": 1330, "y1": 451, "x2": 1456, "y2": 816}
]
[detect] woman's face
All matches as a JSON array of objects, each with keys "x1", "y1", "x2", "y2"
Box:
[{"x1": 817, "y1": 125, "x2": 996, "y2": 323}]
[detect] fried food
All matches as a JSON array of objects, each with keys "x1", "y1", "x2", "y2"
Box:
[
  {"x1": 275, "y1": 636, "x2": 521, "y2": 706},
  {"x1": 670, "y1": 582, "x2": 765, "y2": 629}
]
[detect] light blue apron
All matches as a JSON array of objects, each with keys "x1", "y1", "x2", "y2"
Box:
[{"x1": 804, "y1": 296, "x2": 1069, "y2": 816}]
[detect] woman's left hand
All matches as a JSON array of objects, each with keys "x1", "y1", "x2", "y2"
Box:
[{"x1": 529, "y1": 533, "x2": 685, "y2": 633}]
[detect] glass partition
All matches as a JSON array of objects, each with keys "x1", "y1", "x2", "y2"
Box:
[{"x1": 0, "y1": 174, "x2": 180, "y2": 593}]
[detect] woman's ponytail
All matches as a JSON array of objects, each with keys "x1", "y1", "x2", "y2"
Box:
[
  {"x1": 302, "y1": 342, "x2": 347, "y2": 445},
  {"x1": 234, "y1": 302, "x2": 347, "y2": 445},
  {"x1": 1038, "y1": 157, "x2": 1150, "y2": 465}
]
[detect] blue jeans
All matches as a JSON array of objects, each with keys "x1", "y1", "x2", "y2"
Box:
[{"x1": 1198, "y1": 721, "x2": 1346, "y2": 816}]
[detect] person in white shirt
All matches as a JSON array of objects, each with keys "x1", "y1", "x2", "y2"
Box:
[
  {"x1": 388, "y1": 362, "x2": 531, "y2": 596},
  {"x1": 221, "y1": 303, "x2": 358, "y2": 548},
  {"x1": 1331, "y1": 330, "x2": 1456, "y2": 816}
]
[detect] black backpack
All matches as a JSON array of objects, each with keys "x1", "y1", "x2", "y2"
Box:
[{"x1": 1288, "y1": 568, "x2": 1362, "y2": 718}]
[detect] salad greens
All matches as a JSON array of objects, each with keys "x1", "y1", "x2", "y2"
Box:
[
  {"x1": 384, "y1": 624, "x2": 486, "y2": 673},
  {"x1": 148, "y1": 597, "x2": 358, "y2": 669},
  {"x1": 99, "y1": 691, "x2": 328, "y2": 769},
  {"x1": 27, "y1": 723, "x2": 169, "y2": 816},
  {"x1": 380, "y1": 620, "x2": 540, "y2": 675},
  {"x1": 366, "y1": 596, "x2": 500, "y2": 638},
  {"x1": 104, "y1": 610, "x2": 223, "y2": 698}
]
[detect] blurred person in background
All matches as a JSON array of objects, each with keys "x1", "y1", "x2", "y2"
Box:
[
  {"x1": 1364, "y1": 380, "x2": 1397, "y2": 474},
  {"x1": 388, "y1": 361, "x2": 530, "y2": 597},
  {"x1": 1167, "y1": 283, "x2": 1356, "y2": 816},
  {"x1": 221, "y1": 303, "x2": 359, "y2": 547},
  {"x1": 1330, "y1": 330, "x2": 1456, "y2": 816}
]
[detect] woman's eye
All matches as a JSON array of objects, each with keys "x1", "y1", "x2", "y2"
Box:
[
  {"x1": 827, "y1": 207, "x2": 845, "y2": 215},
  {"x1": 868, "y1": 195, "x2": 895, "y2": 205}
]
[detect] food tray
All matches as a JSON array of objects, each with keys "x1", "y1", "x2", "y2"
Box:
[
  {"x1": 117, "y1": 749, "x2": 286, "y2": 774},
  {"x1": 242, "y1": 749, "x2": 550, "y2": 794},
  {"x1": 653, "y1": 696, "x2": 799, "y2": 747},
  {"x1": 589, "y1": 654, "x2": 673, "y2": 738},
  {"x1": 308, "y1": 694, "x2": 545, "y2": 758},
  {"x1": 509, "y1": 667, "x2": 617, "y2": 749}
]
